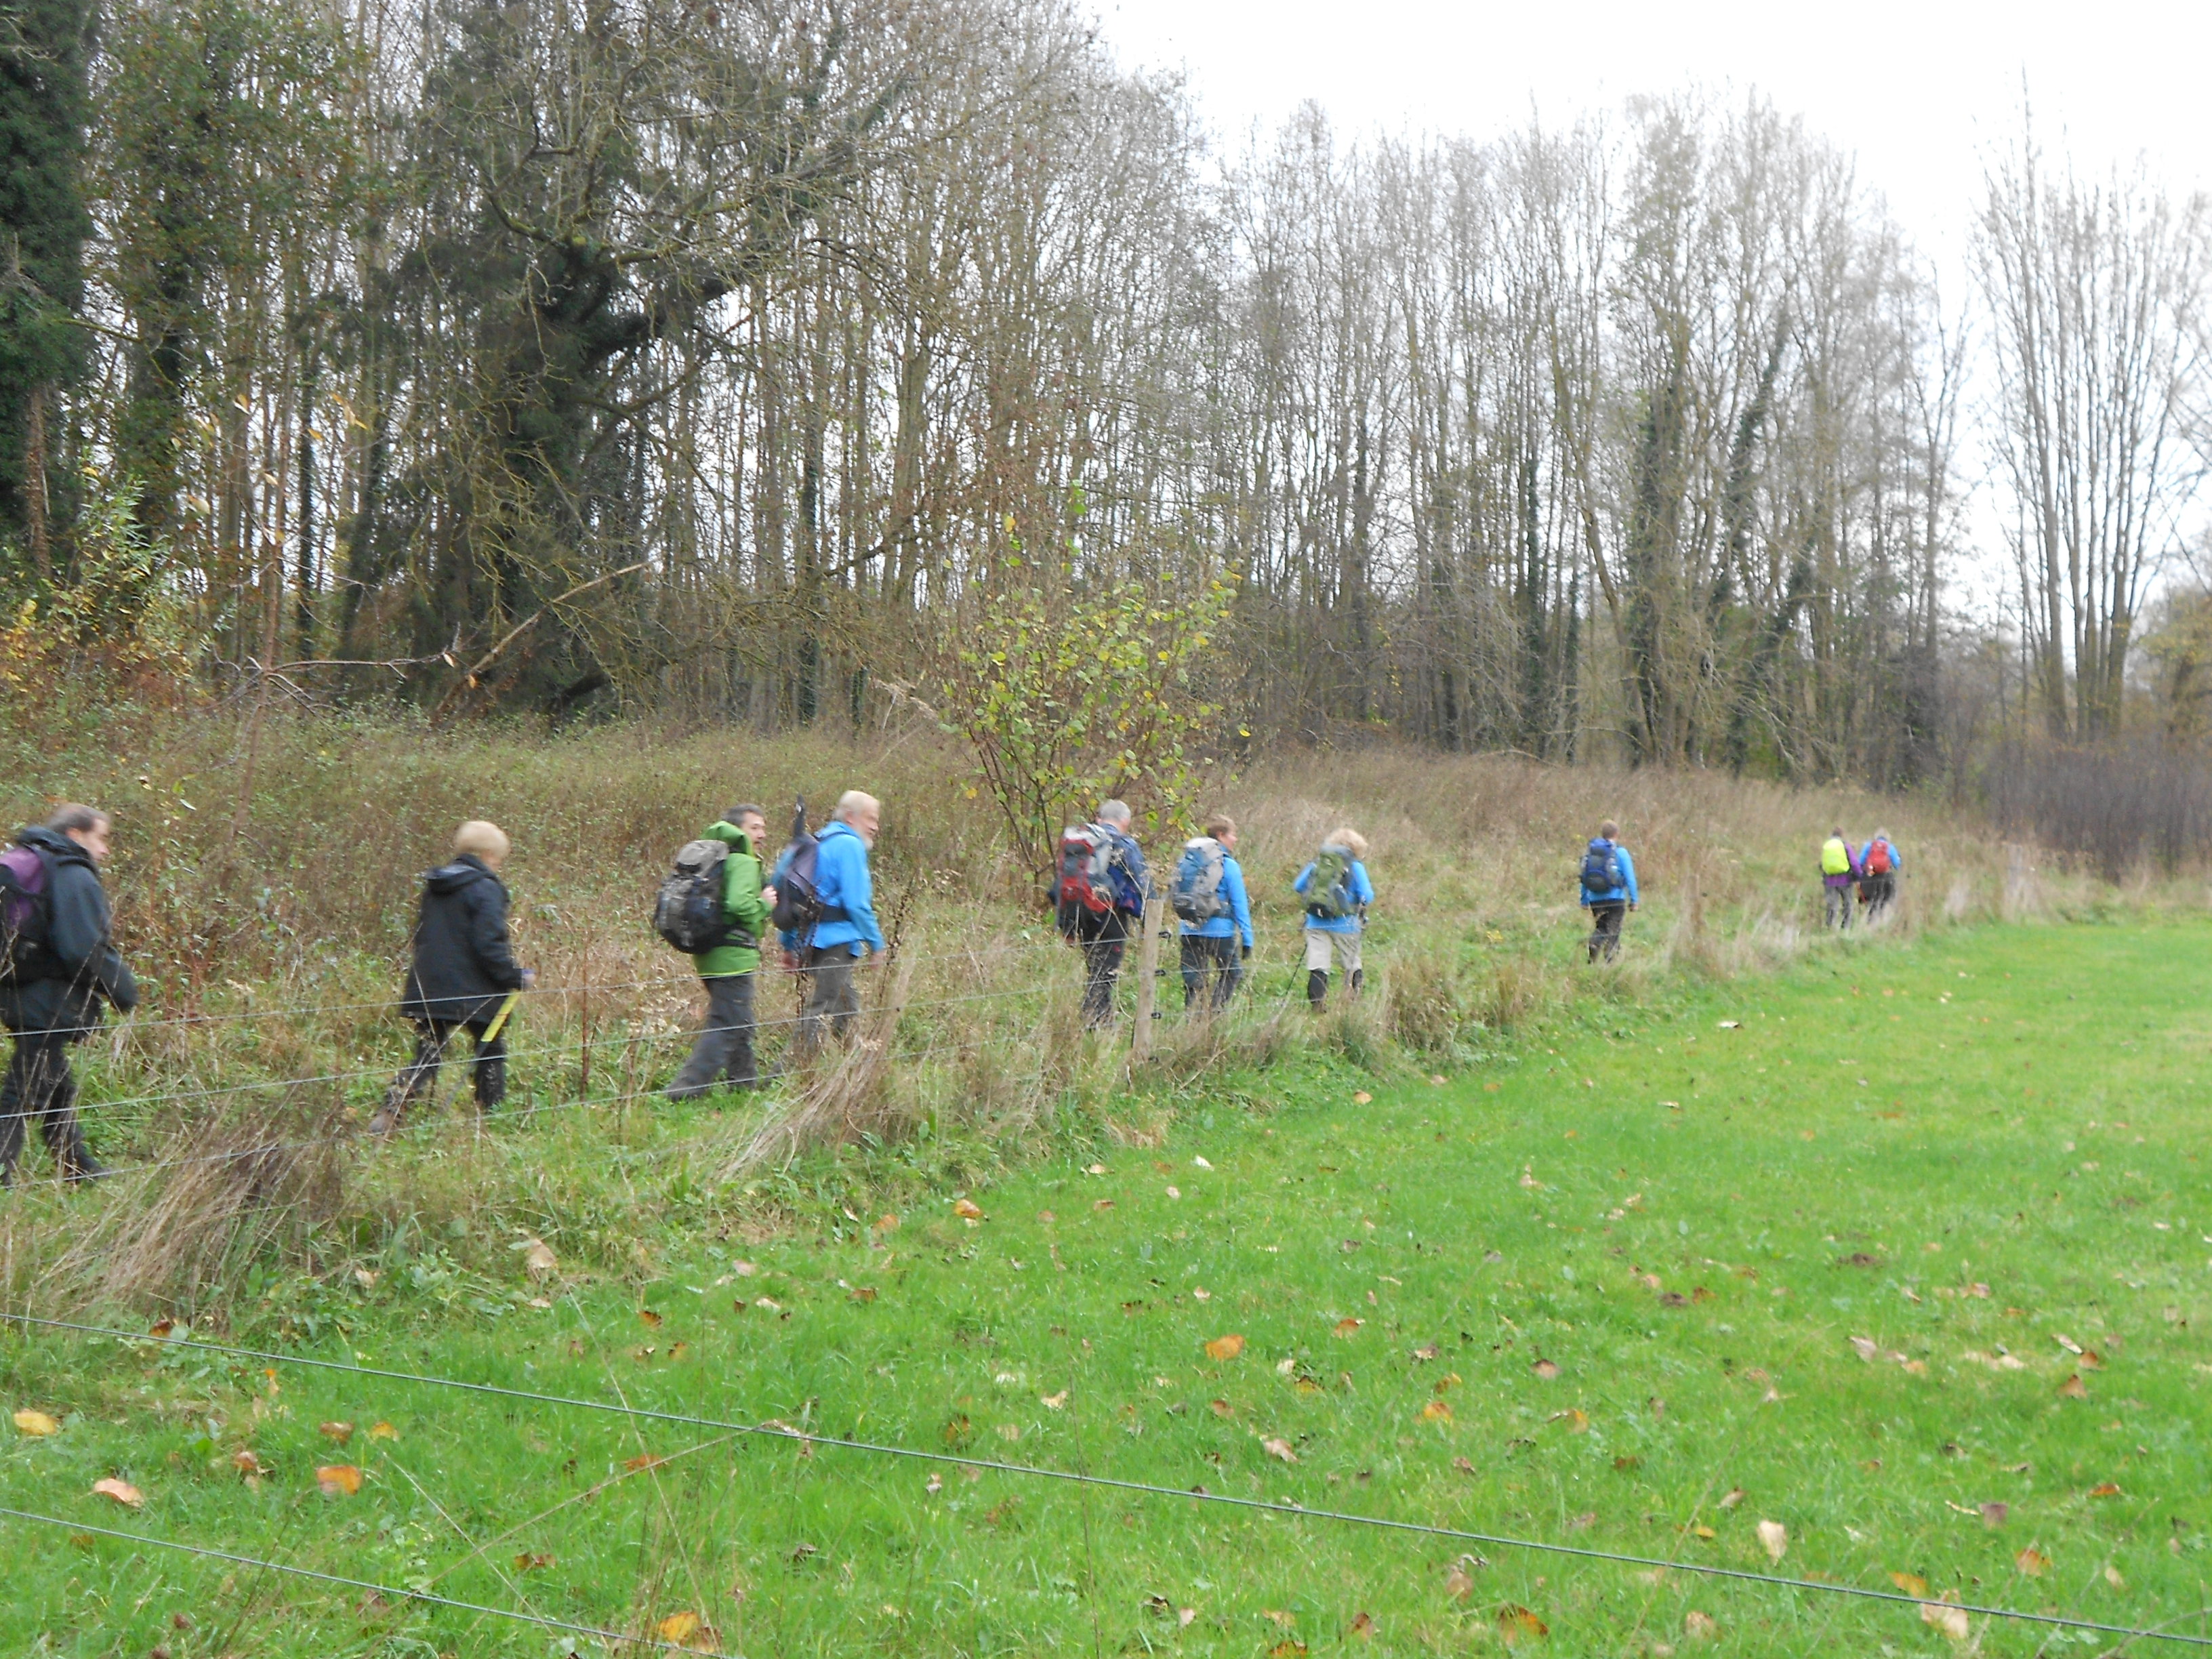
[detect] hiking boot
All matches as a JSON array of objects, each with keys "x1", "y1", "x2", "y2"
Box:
[
  {"x1": 62, "y1": 1159, "x2": 110, "y2": 1185},
  {"x1": 1307, "y1": 968, "x2": 1330, "y2": 1009},
  {"x1": 366, "y1": 1104, "x2": 403, "y2": 1137}
]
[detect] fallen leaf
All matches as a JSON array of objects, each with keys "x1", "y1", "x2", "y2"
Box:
[
  {"x1": 1980, "y1": 1501, "x2": 2008, "y2": 1528},
  {"x1": 1556, "y1": 1408, "x2": 1589, "y2": 1433},
  {"x1": 996, "y1": 1423, "x2": 1021, "y2": 1441},
  {"x1": 1204, "y1": 1334, "x2": 1246, "y2": 1361},
  {"x1": 1891, "y1": 1572, "x2": 1929, "y2": 1597},
  {"x1": 2089, "y1": 1481, "x2": 2122, "y2": 1497},
  {"x1": 368, "y1": 1422, "x2": 398, "y2": 1441},
  {"x1": 623, "y1": 1453, "x2": 668, "y2": 1473},
  {"x1": 318, "y1": 1421, "x2": 354, "y2": 1444},
  {"x1": 2057, "y1": 1374, "x2": 2087, "y2": 1399},
  {"x1": 148, "y1": 1317, "x2": 174, "y2": 1338},
  {"x1": 1412, "y1": 1343, "x2": 1441, "y2": 1361},
  {"x1": 1193, "y1": 1287, "x2": 1211, "y2": 1301},
  {"x1": 953, "y1": 1198, "x2": 984, "y2": 1220},
  {"x1": 1692, "y1": 1524, "x2": 1717, "y2": 1540},
  {"x1": 1086, "y1": 1164, "x2": 1107, "y2": 1176},
  {"x1": 1353, "y1": 1092, "x2": 1372, "y2": 1105},
  {"x1": 1532, "y1": 1359, "x2": 1560, "y2": 1380},
  {"x1": 1179, "y1": 1607, "x2": 1197, "y2": 1627},
  {"x1": 1263, "y1": 1609, "x2": 1296, "y2": 1629},
  {"x1": 753, "y1": 1297, "x2": 782, "y2": 1313},
  {"x1": 514, "y1": 1552, "x2": 554, "y2": 1570},
  {"x1": 1093, "y1": 1199, "x2": 1115, "y2": 1211},
  {"x1": 12, "y1": 1410, "x2": 59, "y2": 1437},
  {"x1": 2053, "y1": 1333, "x2": 2083, "y2": 1354},
  {"x1": 1420, "y1": 1399, "x2": 1452, "y2": 1422},
  {"x1": 1568, "y1": 1510, "x2": 1596, "y2": 1530},
  {"x1": 1210, "y1": 1399, "x2": 1233, "y2": 1418},
  {"x1": 924, "y1": 1473, "x2": 942, "y2": 1494},
  {"x1": 1453, "y1": 1456, "x2": 1477, "y2": 1475},
  {"x1": 230, "y1": 1448, "x2": 266, "y2": 1475},
  {"x1": 1756, "y1": 1519, "x2": 1787, "y2": 1561},
  {"x1": 848, "y1": 1286, "x2": 877, "y2": 1304},
  {"x1": 1921, "y1": 1598, "x2": 1970, "y2": 1640},
  {"x1": 2104, "y1": 1564, "x2": 2125, "y2": 1589},
  {"x1": 1269, "y1": 1643, "x2": 1308, "y2": 1659},
  {"x1": 2015, "y1": 1548, "x2": 2049, "y2": 1577},
  {"x1": 521, "y1": 1239, "x2": 557, "y2": 1279},
  {"x1": 1434, "y1": 1372, "x2": 1461, "y2": 1393},
  {"x1": 1040, "y1": 1389, "x2": 1068, "y2": 1410},
  {"x1": 638, "y1": 1309, "x2": 663, "y2": 1328},
  {"x1": 2078, "y1": 1349, "x2": 2103, "y2": 1370},
  {"x1": 316, "y1": 1464, "x2": 363, "y2": 1496},
  {"x1": 1683, "y1": 1610, "x2": 1719, "y2": 1641},
  {"x1": 1349, "y1": 1611, "x2": 1374, "y2": 1638},
  {"x1": 1333, "y1": 1317, "x2": 1364, "y2": 1338},
  {"x1": 658, "y1": 1612, "x2": 703, "y2": 1642},
  {"x1": 1446, "y1": 1564, "x2": 1476, "y2": 1600},
  {"x1": 733, "y1": 1261, "x2": 756, "y2": 1277},
  {"x1": 1262, "y1": 1436, "x2": 1298, "y2": 1462},
  {"x1": 1719, "y1": 1487, "x2": 1746, "y2": 1509},
  {"x1": 1849, "y1": 1335, "x2": 1879, "y2": 1361},
  {"x1": 88, "y1": 1476, "x2": 144, "y2": 1509},
  {"x1": 1192, "y1": 1155, "x2": 1213, "y2": 1170},
  {"x1": 1496, "y1": 1603, "x2": 1548, "y2": 1643}
]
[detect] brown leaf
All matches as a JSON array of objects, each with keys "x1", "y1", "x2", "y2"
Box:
[
  {"x1": 1496, "y1": 1603, "x2": 1548, "y2": 1643},
  {"x1": 92, "y1": 1477, "x2": 144, "y2": 1508},
  {"x1": 657, "y1": 1611, "x2": 705, "y2": 1643},
  {"x1": 942, "y1": 1414, "x2": 971, "y2": 1446},
  {"x1": 1332, "y1": 1317, "x2": 1364, "y2": 1338},
  {"x1": 368, "y1": 1421, "x2": 398, "y2": 1441},
  {"x1": 623, "y1": 1453, "x2": 668, "y2": 1473},
  {"x1": 230, "y1": 1448, "x2": 265, "y2": 1475},
  {"x1": 953, "y1": 1197, "x2": 984, "y2": 1220},
  {"x1": 1411, "y1": 1343, "x2": 1441, "y2": 1361},
  {"x1": 2078, "y1": 1349, "x2": 2103, "y2": 1370},
  {"x1": 1204, "y1": 1334, "x2": 1246, "y2": 1361},
  {"x1": 2015, "y1": 1547, "x2": 2049, "y2": 1577},
  {"x1": 520, "y1": 1239, "x2": 557, "y2": 1279},
  {"x1": 1683, "y1": 1610, "x2": 1719, "y2": 1641},
  {"x1": 1419, "y1": 1399, "x2": 1452, "y2": 1422},
  {"x1": 2104, "y1": 1564, "x2": 2125, "y2": 1589},
  {"x1": 316, "y1": 1464, "x2": 363, "y2": 1496},
  {"x1": 318, "y1": 1421, "x2": 353, "y2": 1444},
  {"x1": 1434, "y1": 1372, "x2": 1461, "y2": 1393},
  {"x1": 1890, "y1": 1572, "x2": 1929, "y2": 1597},
  {"x1": 1921, "y1": 1598, "x2": 1970, "y2": 1641},
  {"x1": 1445, "y1": 1565, "x2": 1476, "y2": 1600},
  {"x1": 12, "y1": 1409, "x2": 59, "y2": 1437},
  {"x1": 1453, "y1": 1456, "x2": 1477, "y2": 1475},
  {"x1": 638, "y1": 1309, "x2": 663, "y2": 1328},
  {"x1": 1209, "y1": 1399, "x2": 1233, "y2": 1418},
  {"x1": 848, "y1": 1286, "x2": 877, "y2": 1304},
  {"x1": 1718, "y1": 1486, "x2": 1746, "y2": 1509},
  {"x1": 1353, "y1": 1092, "x2": 1372, "y2": 1105},
  {"x1": 1532, "y1": 1359, "x2": 1560, "y2": 1380},
  {"x1": 1040, "y1": 1389, "x2": 1068, "y2": 1410},
  {"x1": 2056, "y1": 1374, "x2": 2087, "y2": 1399},
  {"x1": 1261, "y1": 1436, "x2": 1298, "y2": 1462},
  {"x1": 1269, "y1": 1643, "x2": 1308, "y2": 1659},
  {"x1": 1980, "y1": 1501, "x2": 2008, "y2": 1528},
  {"x1": 1093, "y1": 1198, "x2": 1115, "y2": 1211},
  {"x1": 1263, "y1": 1609, "x2": 1296, "y2": 1628},
  {"x1": 1756, "y1": 1519, "x2": 1787, "y2": 1561},
  {"x1": 514, "y1": 1552, "x2": 554, "y2": 1571},
  {"x1": 2088, "y1": 1481, "x2": 2122, "y2": 1497},
  {"x1": 1849, "y1": 1335, "x2": 1879, "y2": 1361},
  {"x1": 1349, "y1": 1611, "x2": 1374, "y2": 1638}
]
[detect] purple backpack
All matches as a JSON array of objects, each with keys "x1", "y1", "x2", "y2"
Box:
[{"x1": 0, "y1": 843, "x2": 53, "y2": 985}]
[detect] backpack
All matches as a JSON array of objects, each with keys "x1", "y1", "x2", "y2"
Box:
[
  {"x1": 1056, "y1": 825, "x2": 1114, "y2": 933},
  {"x1": 1171, "y1": 838, "x2": 1229, "y2": 924},
  {"x1": 653, "y1": 839, "x2": 753, "y2": 956},
  {"x1": 1305, "y1": 842, "x2": 1357, "y2": 921},
  {"x1": 0, "y1": 842, "x2": 53, "y2": 986},
  {"x1": 1864, "y1": 839, "x2": 1892, "y2": 877},
  {"x1": 1821, "y1": 837, "x2": 1853, "y2": 876},
  {"x1": 1579, "y1": 838, "x2": 1622, "y2": 895},
  {"x1": 769, "y1": 798, "x2": 832, "y2": 937}
]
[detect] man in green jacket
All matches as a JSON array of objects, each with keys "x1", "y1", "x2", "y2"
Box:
[{"x1": 666, "y1": 805, "x2": 777, "y2": 1099}]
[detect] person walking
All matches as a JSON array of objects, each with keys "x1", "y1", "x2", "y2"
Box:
[
  {"x1": 0, "y1": 804, "x2": 138, "y2": 1183},
  {"x1": 665, "y1": 804, "x2": 778, "y2": 1099},
  {"x1": 1857, "y1": 828, "x2": 1902, "y2": 920},
  {"x1": 1056, "y1": 800, "x2": 1149, "y2": 1028},
  {"x1": 792, "y1": 790, "x2": 884, "y2": 1059},
  {"x1": 372, "y1": 821, "x2": 529, "y2": 1134},
  {"x1": 1579, "y1": 819, "x2": 1638, "y2": 964},
  {"x1": 1294, "y1": 827, "x2": 1372, "y2": 1010},
  {"x1": 1820, "y1": 827, "x2": 1860, "y2": 930},
  {"x1": 1173, "y1": 813, "x2": 1252, "y2": 1011}
]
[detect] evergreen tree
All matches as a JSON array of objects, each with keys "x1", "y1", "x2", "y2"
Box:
[{"x1": 0, "y1": 0, "x2": 91, "y2": 564}]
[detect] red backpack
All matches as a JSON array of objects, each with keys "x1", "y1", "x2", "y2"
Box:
[
  {"x1": 1864, "y1": 840, "x2": 1892, "y2": 876},
  {"x1": 1056, "y1": 825, "x2": 1113, "y2": 930}
]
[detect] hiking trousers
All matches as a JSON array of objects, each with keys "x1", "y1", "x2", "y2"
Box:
[
  {"x1": 381, "y1": 1020, "x2": 506, "y2": 1127},
  {"x1": 1824, "y1": 884, "x2": 1854, "y2": 930},
  {"x1": 1073, "y1": 908, "x2": 1131, "y2": 1027},
  {"x1": 0, "y1": 1028, "x2": 96, "y2": 1181},
  {"x1": 1860, "y1": 874, "x2": 1896, "y2": 918},
  {"x1": 669, "y1": 972, "x2": 758, "y2": 1097},
  {"x1": 795, "y1": 945, "x2": 861, "y2": 1057},
  {"x1": 1586, "y1": 902, "x2": 1626, "y2": 963},
  {"x1": 1180, "y1": 934, "x2": 1242, "y2": 1011}
]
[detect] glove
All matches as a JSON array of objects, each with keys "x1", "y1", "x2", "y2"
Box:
[{"x1": 1241, "y1": 943, "x2": 1252, "y2": 961}]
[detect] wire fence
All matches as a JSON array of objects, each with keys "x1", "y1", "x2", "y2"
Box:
[{"x1": 6, "y1": 1313, "x2": 2204, "y2": 1650}]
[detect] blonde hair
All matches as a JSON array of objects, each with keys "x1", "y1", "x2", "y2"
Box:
[
  {"x1": 453, "y1": 820, "x2": 510, "y2": 863},
  {"x1": 1326, "y1": 827, "x2": 1370, "y2": 859}
]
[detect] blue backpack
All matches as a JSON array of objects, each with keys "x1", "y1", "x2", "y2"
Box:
[
  {"x1": 769, "y1": 799, "x2": 830, "y2": 936},
  {"x1": 1171, "y1": 838, "x2": 1229, "y2": 923},
  {"x1": 1579, "y1": 838, "x2": 1622, "y2": 895}
]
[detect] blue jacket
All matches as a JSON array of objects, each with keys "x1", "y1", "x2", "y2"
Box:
[
  {"x1": 1179, "y1": 847, "x2": 1252, "y2": 947},
  {"x1": 1294, "y1": 857, "x2": 1373, "y2": 935},
  {"x1": 1579, "y1": 841, "x2": 1638, "y2": 906},
  {"x1": 1104, "y1": 825, "x2": 1149, "y2": 914},
  {"x1": 803, "y1": 820, "x2": 884, "y2": 957},
  {"x1": 1858, "y1": 838, "x2": 1902, "y2": 876}
]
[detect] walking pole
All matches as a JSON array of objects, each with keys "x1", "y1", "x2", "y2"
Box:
[{"x1": 481, "y1": 990, "x2": 522, "y2": 1044}]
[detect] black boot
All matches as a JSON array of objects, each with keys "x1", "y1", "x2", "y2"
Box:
[
  {"x1": 1348, "y1": 968, "x2": 1364, "y2": 1000},
  {"x1": 1307, "y1": 968, "x2": 1330, "y2": 1009}
]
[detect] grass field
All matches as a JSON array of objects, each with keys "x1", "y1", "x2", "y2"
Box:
[{"x1": 4, "y1": 918, "x2": 2209, "y2": 1656}]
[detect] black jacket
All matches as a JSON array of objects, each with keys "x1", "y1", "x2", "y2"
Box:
[
  {"x1": 0, "y1": 825, "x2": 140, "y2": 1037},
  {"x1": 400, "y1": 855, "x2": 524, "y2": 1027}
]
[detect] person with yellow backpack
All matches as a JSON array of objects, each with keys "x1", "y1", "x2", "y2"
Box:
[{"x1": 1819, "y1": 827, "x2": 1860, "y2": 930}]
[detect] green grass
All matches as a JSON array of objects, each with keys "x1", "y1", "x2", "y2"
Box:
[{"x1": 5, "y1": 920, "x2": 2209, "y2": 1656}]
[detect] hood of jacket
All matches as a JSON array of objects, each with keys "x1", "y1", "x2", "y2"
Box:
[
  {"x1": 424, "y1": 853, "x2": 498, "y2": 895},
  {"x1": 817, "y1": 819, "x2": 862, "y2": 848},
  {"x1": 16, "y1": 824, "x2": 95, "y2": 873},
  {"x1": 704, "y1": 821, "x2": 756, "y2": 857}
]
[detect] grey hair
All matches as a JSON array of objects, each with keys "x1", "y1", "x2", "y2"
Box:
[
  {"x1": 1097, "y1": 799, "x2": 1132, "y2": 825},
  {"x1": 45, "y1": 803, "x2": 109, "y2": 836},
  {"x1": 833, "y1": 790, "x2": 881, "y2": 822},
  {"x1": 725, "y1": 802, "x2": 766, "y2": 827}
]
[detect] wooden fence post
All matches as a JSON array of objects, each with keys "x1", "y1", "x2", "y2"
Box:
[{"x1": 1131, "y1": 896, "x2": 1163, "y2": 1064}]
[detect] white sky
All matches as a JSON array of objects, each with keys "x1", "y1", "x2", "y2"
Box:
[{"x1": 1097, "y1": 0, "x2": 2212, "y2": 272}]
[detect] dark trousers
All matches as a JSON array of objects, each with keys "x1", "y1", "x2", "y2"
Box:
[
  {"x1": 382, "y1": 1021, "x2": 506, "y2": 1124},
  {"x1": 1824, "y1": 883, "x2": 1854, "y2": 929},
  {"x1": 1074, "y1": 908, "x2": 1130, "y2": 1027},
  {"x1": 1586, "y1": 901, "x2": 1626, "y2": 963},
  {"x1": 669, "y1": 972, "x2": 758, "y2": 1097},
  {"x1": 0, "y1": 1029, "x2": 94, "y2": 1181},
  {"x1": 1180, "y1": 933, "x2": 1241, "y2": 1010},
  {"x1": 1860, "y1": 874, "x2": 1896, "y2": 918},
  {"x1": 794, "y1": 945, "x2": 861, "y2": 1057}
]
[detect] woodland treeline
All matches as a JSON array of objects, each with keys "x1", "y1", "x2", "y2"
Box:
[{"x1": 1, "y1": 0, "x2": 2208, "y2": 786}]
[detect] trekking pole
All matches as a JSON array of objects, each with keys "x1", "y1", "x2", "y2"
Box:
[{"x1": 480, "y1": 991, "x2": 522, "y2": 1044}]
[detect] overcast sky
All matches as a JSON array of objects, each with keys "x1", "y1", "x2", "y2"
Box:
[{"x1": 1096, "y1": 0, "x2": 2211, "y2": 269}]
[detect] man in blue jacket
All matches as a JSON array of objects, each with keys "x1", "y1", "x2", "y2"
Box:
[
  {"x1": 1856, "y1": 828, "x2": 1903, "y2": 920},
  {"x1": 1177, "y1": 813, "x2": 1252, "y2": 1011},
  {"x1": 794, "y1": 790, "x2": 885, "y2": 1058},
  {"x1": 1579, "y1": 819, "x2": 1638, "y2": 964},
  {"x1": 1061, "y1": 799, "x2": 1149, "y2": 1028},
  {"x1": 0, "y1": 804, "x2": 139, "y2": 1183}
]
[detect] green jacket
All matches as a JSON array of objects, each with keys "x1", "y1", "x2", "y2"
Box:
[{"x1": 695, "y1": 821, "x2": 772, "y2": 979}]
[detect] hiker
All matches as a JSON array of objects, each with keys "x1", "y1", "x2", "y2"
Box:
[
  {"x1": 372, "y1": 821, "x2": 529, "y2": 1134},
  {"x1": 1056, "y1": 800, "x2": 1149, "y2": 1028},
  {"x1": 0, "y1": 804, "x2": 138, "y2": 1183},
  {"x1": 1820, "y1": 827, "x2": 1860, "y2": 930},
  {"x1": 790, "y1": 791, "x2": 884, "y2": 1058},
  {"x1": 663, "y1": 804, "x2": 779, "y2": 1099},
  {"x1": 1294, "y1": 827, "x2": 1373, "y2": 1010},
  {"x1": 1858, "y1": 828, "x2": 1903, "y2": 920},
  {"x1": 1172, "y1": 813, "x2": 1252, "y2": 1011},
  {"x1": 1579, "y1": 820, "x2": 1638, "y2": 964}
]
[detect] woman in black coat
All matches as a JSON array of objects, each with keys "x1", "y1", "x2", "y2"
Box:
[{"x1": 371, "y1": 821, "x2": 527, "y2": 1134}]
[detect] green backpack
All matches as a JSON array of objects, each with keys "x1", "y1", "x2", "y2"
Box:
[{"x1": 1305, "y1": 843, "x2": 1357, "y2": 921}]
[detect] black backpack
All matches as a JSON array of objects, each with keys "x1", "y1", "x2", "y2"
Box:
[
  {"x1": 653, "y1": 838, "x2": 752, "y2": 955},
  {"x1": 770, "y1": 798, "x2": 832, "y2": 936}
]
